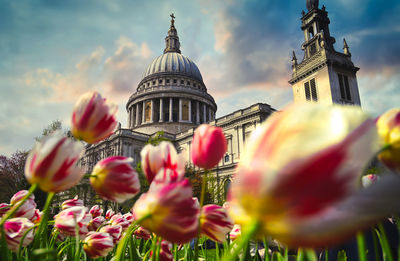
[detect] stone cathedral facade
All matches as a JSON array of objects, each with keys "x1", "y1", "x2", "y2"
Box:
[{"x1": 78, "y1": 1, "x2": 362, "y2": 205}]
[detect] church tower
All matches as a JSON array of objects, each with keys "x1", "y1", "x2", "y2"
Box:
[{"x1": 289, "y1": 0, "x2": 361, "y2": 106}]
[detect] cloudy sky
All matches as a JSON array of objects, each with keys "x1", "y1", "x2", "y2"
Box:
[{"x1": 1, "y1": 0, "x2": 399, "y2": 156}]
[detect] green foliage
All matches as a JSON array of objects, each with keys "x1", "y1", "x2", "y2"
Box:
[{"x1": 145, "y1": 131, "x2": 170, "y2": 145}]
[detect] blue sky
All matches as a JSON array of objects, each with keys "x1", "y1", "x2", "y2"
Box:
[{"x1": 1, "y1": 0, "x2": 399, "y2": 156}]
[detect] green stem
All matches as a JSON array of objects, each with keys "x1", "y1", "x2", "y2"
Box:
[
  {"x1": 18, "y1": 223, "x2": 39, "y2": 260},
  {"x1": 194, "y1": 170, "x2": 209, "y2": 261},
  {"x1": 114, "y1": 214, "x2": 151, "y2": 261},
  {"x1": 1, "y1": 226, "x2": 11, "y2": 261},
  {"x1": 33, "y1": 192, "x2": 55, "y2": 249},
  {"x1": 304, "y1": 249, "x2": 318, "y2": 261},
  {"x1": 222, "y1": 221, "x2": 259, "y2": 261},
  {"x1": 74, "y1": 218, "x2": 80, "y2": 261},
  {"x1": 0, "y1": 184, "x2": 38, "y2": 227},
  {"x1": 377, "y1": 222, "x2": 394, "y2": 261},
  {"x1": 263, "y1": 238, "x2": 269, "y2": 261},
  {"x1": 357, "y1": 231, "x2": 367, "y2": 261},
  {"x1": 396, "y1": 216, "x2": 400, "y2": 261}
]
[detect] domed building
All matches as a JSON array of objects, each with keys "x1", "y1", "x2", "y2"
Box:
[
  {"x1": 126, "y1": 15, "x2": 217, "y2": 135},
  {"x1": 77, "y1": 15, "x2": 277, "y2": 207}
]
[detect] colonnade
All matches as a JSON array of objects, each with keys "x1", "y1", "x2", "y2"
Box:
[{"x1": 128, "y1": 98, "x2": 214, "y2": 128}]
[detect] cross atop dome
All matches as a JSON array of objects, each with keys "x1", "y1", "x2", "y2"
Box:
[{"x1": 164, "y1": 13, "x2": 181, "y2": 54}]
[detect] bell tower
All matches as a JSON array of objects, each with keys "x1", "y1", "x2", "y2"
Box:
[{"x1": 289, "y1": 0, "x2": 361, "y2": 106}]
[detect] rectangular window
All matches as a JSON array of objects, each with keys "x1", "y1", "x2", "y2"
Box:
[
  {"x1": 304, "y1": 82, "x2": 311, "y2": 101},
  {"x1": 310, "y1": 78, "x2": 318, "y2": 101},
  {"x1": 181, "y1": 100, "x2": 189, "y2": 121},
  {"x1": 304, "y1": 78, "x2": 317, "y2": 102},
  {"x1": 145, "y1": 101, "x2": 152, "y2": 122},
  {"x1": 338, "y1": 74, "x2": 352, "y2": 101}
]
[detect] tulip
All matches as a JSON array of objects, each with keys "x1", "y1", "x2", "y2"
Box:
[
  {"x1": 0, "y1": 203, "x2": 10, "y2": 218},
  {"x1": 71, "y1": 91, "x2": 118, "y2": 144},
  {"x1": 3, "y1": 217, "x2": 34, "y2": 252},
  {"x1": 30, "y1": 209, "x2": 42, "y2": 224},
  {"x1": 141, "y1": 141, "x2": 185, "y2": 184},
  {"x1": 133, "y1": 226, "x2": 152, "y2": 240},
  {"x1": 24, "y1": 132, "x2": 84, "y2": 192},
  {"x1": 89, "y1": 205, "x2": 103, "y2": 218},
  {"x1": 228, "y1": 103, "x2": 400, "y2": 247},
  {"x1": 109, "y1": 215, "x2": 130, "y2": 231},
  {"x1": 105, "y1": 209, "x2": 115, "y2": 220},
  {"x1": 362, "y1": 174, "x2": 380, "y2": 188},
  {"x1": 83, "y1": 232, "x2": 114, "y2": 258},
  {"x1": 54, "y1": 206, "x2": 91, "y2": 238},
  {"x1": 132, "y1": 178, "x2": 200, "y2": 244},
  {"x1": 376, "y1": 108, "x2": 400, "y2": 172},
  {"x1": 90, "y1": 156, "x2": 140, "y2": 203},
  {"x1": 191, "y1": 124, "x2": 227, "y2": 169},
  {"x1": 100, "y1": 225, "x2": 122, "y2": 244},
  {"x1": 150, "y1": 240, "x2": 173, "y2": 261},
  {"x1": 229, "y1": 224, "x2": 241, "y2": 241},
  {"x1": 123, "y1": 212, "x2": 134, "y2": 223},
  {"x1": 88, "y1": 216, "x2": 106, "y2": 231},
  {"x1": 61, "y1": 196, "x2": 84, "y2": 210},
  {"x1": 200, "y1": 204, "x2": 234, "y2": 242},
  {"x1": 10, "y1": 190, "x2": 37, "y2": 220}
]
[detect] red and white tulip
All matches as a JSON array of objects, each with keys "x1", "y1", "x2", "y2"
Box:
[
  {"x1": 3, "y1": 217, "x2": 35, "y2": 252},
  {"x1": 99, "y1": 225, "x2": 122, "y2": 244},
  {"x1": 61, "y1": 196, "x2": 84, "y2": 210},
  {"x1": 89, "y1": 205, "x2": 103, "y2": 218},
  {"x1": 54, "y1": 206, "x2": 91, "y2": 238},
  {"x1": 90, "y1": 156, "x2": 140, "y2": 203},
  {"x1": 25, "y1": 132, "x2": 84, "y2": 192},
  {"x1": 10, "y1": 190, "x2": 37, "y2": 220},
  {"x1": 132, "y1": 178, "x2": 200, "y2": 244},
  {"x1": 83, "y1": 232, "x2": 114, "y2": 258},
  {"x1": 88, "y1": 216, "x2": 106, "y2": 231},
  {"x1": 140, "y1": 141, "x2": 185, "y2": 184},
  {"x1": 200, "y1": 204, "x2": 234, "y2": 242},
  {"x1": 71, "y1": 91, "x2": 118, "y2": 144}
]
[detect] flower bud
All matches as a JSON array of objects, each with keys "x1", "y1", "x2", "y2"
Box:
[
  {"x1": 25, "y1": 132, "x2": 84, "y2": 192},
  {"x1": 191, "y1": 124, "x2": 227, "y2": 169},
  {"x1": 71, "y1": 91, "x2": 118, "y2": 144},
  {"x1": 141, "y1": 141, "x2": 185, "y2": 184},
  {"x1": 90, "y1": 156, "x2": 140, "y2": 203},
  {"x1": 83, "y1": 232, "x2": 114, "y2": 258},
  {"x1": 105, "y1": 209, "x2": 115, "y2": 220},
  {"x1": 54, "y1": 206, "x2": 91, "y2": 238},
  {"x1": 88, "y1": 216, "x2": 106, "y2": 231},
  {"x1": 362, "y1": 174, "x2": 380, "y2": 188},
  {"x1": 133, "y1": 226, "x2": 152, "y2": 240},
  {"x1": 0, "y1": 203, "x2": 11, "y2": 218}
]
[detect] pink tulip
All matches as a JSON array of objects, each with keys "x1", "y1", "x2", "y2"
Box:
[
  {"x1": 99, "y1": 225, "x2": 122, "y2": 244},
  {"x1": 376, "y1": 108, "x2": 400, "y2": 172},
  {"x1": 132, "y1": 178, "x2": 200, "y2": 244},
  {"x1": 30, "y1": 209, "x2": 42, "y2": 224},
  {"x1": 105, "y1": 209, "x2": 115, "y2": 220},
  {"x1": 191, "y1": 124, "x2": 227, "y2": 169},
  {"x1": 140, "y1": 141, "x2": 185, "y2": 184},
  {"x1": 123, "y1": 212, "x2": 134, "y2": 223},
  {"x1": 3, "y1": 217, "x2": 34, "y2": 252},
  {"x1": 133, "y1": 226, "x2": 152, "y2": 240},
  {"x1": 90, "y1": 156, "x2": 140, "y2": 203},
  {"x1": 83, "y1": 232, "x2": 114, "y2": 258},
  {"x1": 10, "y1": 190, "x2": 37, "y2": 220},
  {"x1": 0, "y1": 203, "x2": 10, "y2": 218},
  {"x1": 228, "y1": 103, "x2": 400, "y2": 247},
  {"x1": 88, "y1": 216, "x2": 106, "y2": 231},
  {"x1": 200, "y1": 204, "x2": 234, "y2": 242},
  {"x1": 71, "y1": 91, "x2": 118, "y2": 144},
  {"x1": 89, "y1": 205, "x2": 103, "y2": 218},
  {"x1": 362, "y1": 174, "x2": 380, "y2": 188},
  {"x1": 61, "y1": 196, "x2": 84, "y2": 210},
  {"x1": 54, "y1": 206, "x2": 91, "y2": 238},
  {"x1": 25, "y1": 132, "x2": 84, "y2": 192}
]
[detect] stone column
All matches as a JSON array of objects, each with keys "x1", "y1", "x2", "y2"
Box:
[
  {"x1": 208, "y1": 108, "x2": 211, "y2": 122},
  {"x1": 127, "y1": 107, "x2": 131, "y2": 128},
  {"x1": 160, "y1": 98, "x2": 163, "y2": 122},
  {"x1": 142, "y1": 101, "x2": 145, "y2": 123},
  {"x1": 188, "y1": 100, "x2": 192, "y2": 122},
  {"x1": 196, "y1": 101, "x2": 200, "y2": 124},
  {"x1": 150, "y1": 99, "x2": 154, "y2": 123},
  {"x1": 203, "y1": 103, "x2": 207, "y2": 123},
  {"x1": 135, "y1": 103, "x2": 139, "y2": 126},
  {"x1": 169, "y1": 98, "x2": 173, "y2": 122},
  {"x1": 179, "y1": 98, "x2": 182, "y2": 122}
]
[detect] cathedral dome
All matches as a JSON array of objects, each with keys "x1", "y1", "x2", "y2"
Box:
[{"x1": 142, "y1": 52, "x2": 203, "y2": 83}]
